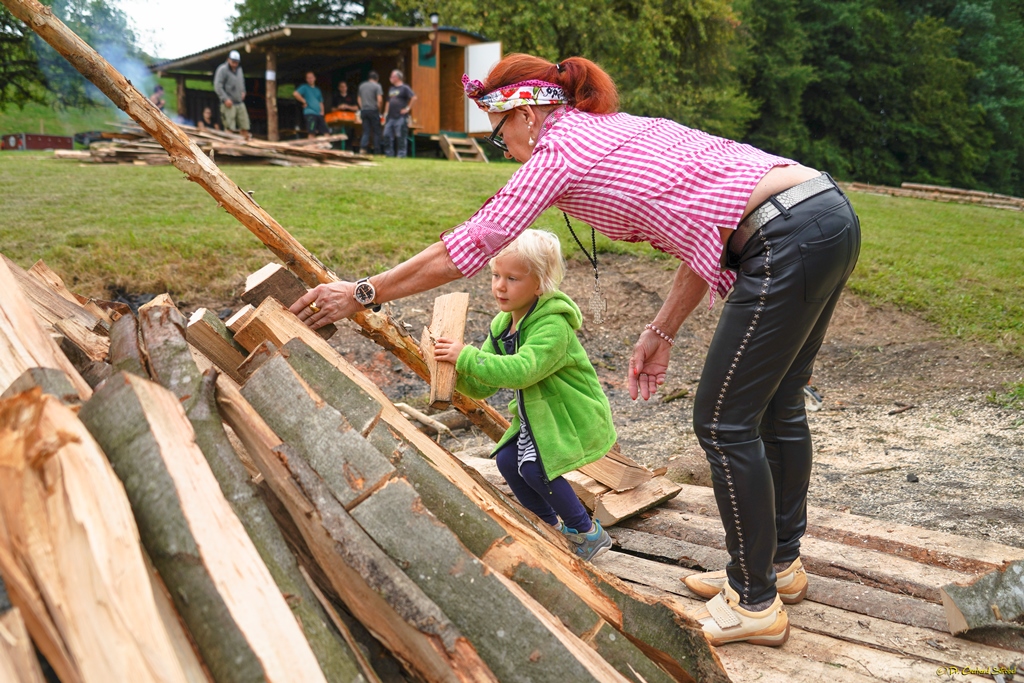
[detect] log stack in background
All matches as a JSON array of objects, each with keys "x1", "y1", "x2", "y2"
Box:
[{"x1": 0, "y1": 252, "x2": 728, "y2": 683}]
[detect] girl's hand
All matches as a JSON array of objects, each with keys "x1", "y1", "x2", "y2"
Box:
[
  {"x1": 628, "y1": 328, "x2": 672, "y2": 401},
  {"x1": 433, "y1": 337, "x2": 464, "y2": 363}
]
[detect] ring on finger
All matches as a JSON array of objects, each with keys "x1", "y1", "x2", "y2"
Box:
[{"x1": 309, "y1": 302, "x2": 321, "y2": 314}]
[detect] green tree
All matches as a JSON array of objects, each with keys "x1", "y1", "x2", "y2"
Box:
[
  {"x1": 230, "y1": 0, "x2": 420, "y2": 34},
  {"x1": 0, "y1": 8, "x2": 45, "y2": 108}
]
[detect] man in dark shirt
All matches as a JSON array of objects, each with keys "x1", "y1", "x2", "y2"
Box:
[{"x1": 382, "y1": 69, "x2": 416, "y2": 158}]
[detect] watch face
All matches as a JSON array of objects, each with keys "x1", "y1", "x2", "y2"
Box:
[{"x1": 354, "y1": 281, "x2": 375, "y2": 305}]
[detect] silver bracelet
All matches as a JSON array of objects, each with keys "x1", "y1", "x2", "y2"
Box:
[{"x1": 645, "y1": 323, "x2": 674, "y2": 345}]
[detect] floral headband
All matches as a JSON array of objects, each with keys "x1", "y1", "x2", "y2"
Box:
[{"x1": 462, "y1": 74, "x2": 568, "y2": 113}]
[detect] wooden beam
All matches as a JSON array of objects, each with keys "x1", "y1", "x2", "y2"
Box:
[
  {"x1": 0, "y1": 256, "x2": 91, "y2": 399},
  {"x1": 420, "y1": 292, "x2": 468, "y2": 410},
  {"x1": 0, "y1": 389, "x2": 192, "y2": 683},
  {"x1": 78, "y1": 374, "x2": 328, "y2": 683}
]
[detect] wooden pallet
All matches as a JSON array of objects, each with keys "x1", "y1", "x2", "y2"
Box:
[
  {"x1": 439, "y1": 134, "x2": 488, "y2": 162},
  {"x1": 460, "y1": 457, "x2": 1024, "y2": 681}
]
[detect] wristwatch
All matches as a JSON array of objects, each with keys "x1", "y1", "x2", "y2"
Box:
[{"x1": 353, "y1": 277, "x2": 381, "y2": 312}]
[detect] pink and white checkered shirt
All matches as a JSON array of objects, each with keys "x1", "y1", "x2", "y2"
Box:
[{"x1": 441, "y1": 108, "x2": 796, "y2": 305}]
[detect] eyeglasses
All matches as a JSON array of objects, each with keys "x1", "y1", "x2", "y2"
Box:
[{"x1": 486, "y1": 113, "x2": 511, "y2": 152}]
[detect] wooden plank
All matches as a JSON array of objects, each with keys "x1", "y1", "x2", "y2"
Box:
[
  {"x1": 78, "y1": 374, "x2": 328, "y2": 683},
  {"x1": 0, "y1": 390, "x2": 191, "y2": 683},
  {"x1": 608, "y1": 527, "x2": 950, "y2": 631},
  {"x1": 601, "y1": 554, "x2": 993, "y2": 683},
  {"x1": 229, "y1": 307, "x2": 727, "y2": 683},
  {"x1": 185, "y1": 308, "x2": 247, "y2": 384},
  {"x1": 664, "y1": 484, "x2": 1024, "y2": 572},
  {"x1": 0, "y1": 607, "x2": 46, "y2": 683},
  {"x1": 941, "y1": 560, "x2": 1024, "y2": 633},
  {"x1": 594, "y1": 477, "x2": 682, "y2": 527},
  {"x1": 2, "y1": 255, "x2": 105, "y2": 334},
  {"x1": 214, "y1": 377, "x2": 497, "y2": 683},
  {"x1": 241, "y1": 264, "x2": 336, "y2": 339},
  {"x1": 620, "y1": 507, "x2": 974, "y2": 602},
  {"x1": 422, "y1": 292, "x2": 469, "y2": 409},
  {"x1": 0, "y1": 256, "x2": 92, "y2": 399}
]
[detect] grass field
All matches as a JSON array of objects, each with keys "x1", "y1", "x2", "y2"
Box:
[{"x1": 1, "y1": 151, "x2": 1022, "y2": 360}]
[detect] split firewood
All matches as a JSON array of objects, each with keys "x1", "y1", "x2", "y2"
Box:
[
  {"x1": 241, "y1": 264, "x2": 336, "y2": 339},
  {"x1": 0, "y1": 367, "x2": 80, "y2": 406},
  {"x1": 563, "y1": 470, "x2": 611, "y2": 510},
  {"x1": 185, "y1": 308, "x2": 247, "y2": 384},
  {"x1": 2, "y1": 255, "x2": 107, "y2": 335},
  {"x1": 226, "y1": 304, "x2": 255, "y2": 333},
  {"x1": 395, "y1": 401, "x2": 454, "y2": 438},
  {"x1": 215, "y1": 378, "x2": 497, "y2": 683},
  {"x1": 55, "y1": 317, "x2": 110, "y2": 363},
  {"x1": 28, "y1": 259, "x2": 116, "y2": 326},
  {"x1": 0, "y1": 256, "x2": 92, "y2": 399},
  {"x1": 0, "y1": 389, "x2": 192, "y2": 683},
  {"x1": 261, "y1": 336, "x2": 724, "y2": 683},
  {"x1": 419, "y1": 292, "x2": 469, "y2": 410},
  {"x1": 108, "y1": 312, "x2": 149, "y2": 377},
  {"x1": 237, "y1": 339, "x2": 277, "y2": 379},
  {"x1": 593, "y1": 478, "x2": 684, "y2": 527},
  {"x1": 136, "y1": 298, "x2": 366, "y2": 682},
  {"x1": 941, "y1": 560, "x2": 1024, "y2": 634},
  {"x1": 0, "y1": 607, "x2": 46, "y2": 683},
  {"x1": 578, "y1": 445, "x2": 655, "y2": 492},
  {"x1": 78, "y1": 374, "x2": 328, "y2": 683},
  {"x1": 57, "y1": 326, "x2": 113, "y2": 389}
]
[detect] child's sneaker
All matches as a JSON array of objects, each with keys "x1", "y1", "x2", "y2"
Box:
[
  {"x1": 682, "y1": 558, "x2": 808, "y2": 605},
  {"x1": 563, "y1": 519, "x2": 613, "y2": 561}
]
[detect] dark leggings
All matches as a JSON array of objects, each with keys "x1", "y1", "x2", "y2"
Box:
[
  {"x1": 494, "y1": 440, "x2": 591, "y2": 531},
  {"x1": 693, "y1": 185, "x2": 861, "y2": 606}
]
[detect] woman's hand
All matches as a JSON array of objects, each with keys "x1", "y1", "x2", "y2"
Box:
[
  {"x1": 628, "y1": 329, "x2": 672, "y2": 401},
  {"x1": 291, "y1": 282, "x2": 361, "y2": 329},
  {"x1": 433, "y1": 337, "x2": 464, "y2": 363}
]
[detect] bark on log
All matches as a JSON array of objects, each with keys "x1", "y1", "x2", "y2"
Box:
[
  {"x1": 186, "y1": 308, "x2": 248, "y2": 385},
  {"x1": 214, "y1": 378, "x2": 497, "y2": 683},
  {"x1": 272, "y1": 337, "x2": 723, "y2": 683},
  {"x1": 0, "y1": 256, "x2": 92, "y2": 399},
  {"x1": 0, "y1": 367, "x2": 80, "y2": 405},
  {"x1": 941, "y1": 560, "x2": 1024, "y2": 634},
  {"x1": 108, "y1": 312, "x2": 150, "y2": 377},
  {"x1": 137, "y1": 301, "x2": 365, "y2": 683},
  {"x1": 78, "y1": 373, "x2": 328, "y2": 683},
  {"x1": 0, "y1": 0, "x2": 507, "y2": 439},
  {"x1": 420, "y1": 292, "x2": 469, "y2": 410},
  {"x1": 0, "y1": 607, "x2": 46, "y2": 683},
  {"x1": 242, "y1": 354, "x2": 394, "y2": 509},
  {"x1": 0, "y1": 389, "x2": 192, "y2": 683}
]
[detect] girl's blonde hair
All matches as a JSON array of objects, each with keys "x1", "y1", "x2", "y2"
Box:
[{"x1": 492, "y1": 229, "x2": 566, "y2": 295}]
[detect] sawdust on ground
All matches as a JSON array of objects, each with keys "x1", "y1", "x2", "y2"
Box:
[{"x1": 319, "y1": 254, "x2": 1024, "y2": 550}]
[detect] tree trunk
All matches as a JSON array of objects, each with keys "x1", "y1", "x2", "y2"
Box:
[
  {"x1": 0, "y1": 0, "x2": 508, "y2": 440},
  {"x1": 78, "y1": 373, "x2": 328, "y2": 683},
  {"x1": 0, "y1": 389, "x2": 192, "y2": 683},
  {"x1": 215, "y1": 377, "x2": 497, "y2": 683},
  {"x1": 137, "y1": 300, "x2": 366, "y2": 683},
  {"x1": 0, "y1": 255, "x2": 91, "y2": 399}
]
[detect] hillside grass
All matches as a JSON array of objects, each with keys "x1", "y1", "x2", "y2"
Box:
[{"x1": 0, "y1": 152, "x2": 1021, "y2": 359}]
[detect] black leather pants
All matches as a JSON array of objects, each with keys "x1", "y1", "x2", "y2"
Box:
[{"x1": 693, "y1": 185, "x2": 861, "y2": 605}]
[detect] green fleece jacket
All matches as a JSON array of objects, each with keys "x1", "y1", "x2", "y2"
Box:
[{"x1": 454, "y1": 291, "x2": 617, "y2": 479}]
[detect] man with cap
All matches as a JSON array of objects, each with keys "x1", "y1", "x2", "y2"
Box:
[{"x1": 214, "y1": 50, "x2": 251, "y2": 140}]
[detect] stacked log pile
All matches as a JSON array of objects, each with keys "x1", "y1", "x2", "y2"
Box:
[
  {"x1": 844, "y1": 181, "x2": 1024, "y2": 211},
  {"x1": 0, "y1": 253, "x2": 729, "y2": 683},
  {"x1": 54, "y1": 123, "x2": 370, "y2": 167}
]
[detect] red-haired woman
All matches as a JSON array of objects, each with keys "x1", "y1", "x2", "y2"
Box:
[{"x1": 294, "y1": 53, "x2": 860, "y2": 647}]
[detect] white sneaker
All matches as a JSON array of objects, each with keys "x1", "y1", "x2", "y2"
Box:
[
  {"x1": 689, "y1": 583, "x2": 790, "y2": 647},
  {"x1": 682, "y1": 558, "x2": 808, "y2": 604}
]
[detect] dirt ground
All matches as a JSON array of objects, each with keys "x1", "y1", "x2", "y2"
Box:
[{"x1": 317, "y1": 254, "x2": 1024, "y2": 550}]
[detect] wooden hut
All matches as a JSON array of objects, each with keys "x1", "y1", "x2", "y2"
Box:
[{"x1": 150, "y1": 24, "x2": 501, "y2": 147}]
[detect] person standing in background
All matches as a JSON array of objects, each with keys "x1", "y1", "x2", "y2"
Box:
[
  {"x1": 294, "y1": 71, "x2": 328, "y2": 138},
  {"x1": 382, "y1": 69, "x2": 416, "y2": 158},
  {"x1": 357, "y1": 71, "x2": 383, "y2": 154},
  {"x1": 213, "y1": 50, "x2": 251, "y2": 140}
]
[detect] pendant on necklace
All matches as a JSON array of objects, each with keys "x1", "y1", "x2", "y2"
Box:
[{"x1": 588, "y1": 282, "x2": 607, "y2": 324}]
